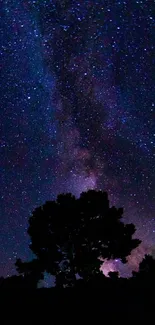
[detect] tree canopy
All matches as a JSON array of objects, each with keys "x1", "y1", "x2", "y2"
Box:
[
  {"x1": 132, "y1": 254, "x2": 155, "y2": 286},
  {"x1": 16, "y1": 190, "x2": 141, "y2": 287}
]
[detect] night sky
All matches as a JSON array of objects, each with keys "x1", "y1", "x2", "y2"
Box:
[{"x1": 1, "y1": 0, "x2": 155, "y2": 279}]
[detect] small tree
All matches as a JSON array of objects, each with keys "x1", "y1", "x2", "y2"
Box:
[
  {"x1": 132, "y1": 254, "x2": 155, "y2": 286},
  {"x1": 17, "y1": 190, "x2": 141, "y2": 287},
  {"x1": 15, "y1": 258, "x2": 44, "y2": 288},
  {"x1": 108, "y1": 271, "x2": 119, "y2": 280}
]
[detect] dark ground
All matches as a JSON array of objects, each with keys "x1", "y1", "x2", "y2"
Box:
[{"x1": 0, "y1": 287, "x2": 154, "y2": 322}]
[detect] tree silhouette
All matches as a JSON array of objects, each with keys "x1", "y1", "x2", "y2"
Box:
[
  {"x1": 16, "y1": 190, "x2": 141, "y2": 287},
  {"x1": 108, "y1": 271, "x2": 119, "y2": 280},
  {"x1": 0, "y1": 259, "x2": 44, "y2": 289},
  {"x1": 132, "y1": 254, "x2": 155, "y2": 287},
  {"x1": 0, "y1": 274, "x2": 37, "y2": 288},
  {"x1": 15, "y1": 258, "x2": 44, "y2": 288}
]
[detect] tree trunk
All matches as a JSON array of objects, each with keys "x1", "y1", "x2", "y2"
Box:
[{"x1": 68, "y1": 240, "x2": 76, "y2": 287}]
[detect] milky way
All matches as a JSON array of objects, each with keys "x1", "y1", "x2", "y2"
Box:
[{"x1": 1, "y1": 0, "x2": 155, "y2": 278}]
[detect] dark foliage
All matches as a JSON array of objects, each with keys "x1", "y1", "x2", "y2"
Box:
[
  {"x1": 14, "y1": 190, "x2": 140, "y2": 287},
  {"x1": 0, "y1": 274, "x2": 37, "y2": 288},
  {"x1": 0, "y1": 191, "x2": 154, "y2": 319},
  {"x1": 132, "y1": 254, "x2": 155, "y2": 287}
]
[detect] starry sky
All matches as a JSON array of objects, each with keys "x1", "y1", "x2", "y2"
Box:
[{"x1": 1, "y1": 0, "x2": 155, "y2": 278}]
